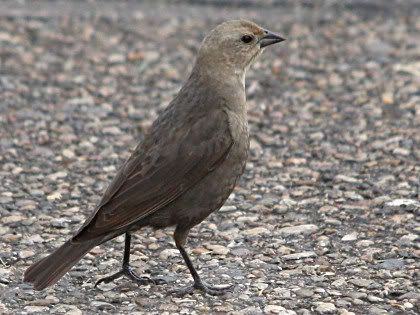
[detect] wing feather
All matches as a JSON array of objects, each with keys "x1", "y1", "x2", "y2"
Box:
[{"x1": 75, "y1": 109, "x2": 233, "y2": 240}]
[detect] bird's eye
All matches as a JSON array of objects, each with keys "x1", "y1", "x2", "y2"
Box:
[{"x1": 241, "y1": 34, "x2": 254, "y2": 44}]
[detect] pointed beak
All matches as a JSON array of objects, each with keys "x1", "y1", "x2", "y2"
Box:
[{"x1": 259, "y1": 30, "x2": 286, "y2": 48}]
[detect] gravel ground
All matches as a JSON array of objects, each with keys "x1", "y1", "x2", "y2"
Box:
[{"x1": 1, "y1": 1, "x2": 419, "y2": 314}]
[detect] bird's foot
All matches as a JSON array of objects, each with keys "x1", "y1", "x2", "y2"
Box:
[
  {"x1": 170, "y1": 280, "x2": 233, "y2": 296},
  {"x1": 95, "y1": 264, "x2": 166, "y2": 287}
]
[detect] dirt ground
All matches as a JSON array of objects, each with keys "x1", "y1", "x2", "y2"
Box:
[{"x1": 0, "y1": 1, "x2": 419, "y2": 314}]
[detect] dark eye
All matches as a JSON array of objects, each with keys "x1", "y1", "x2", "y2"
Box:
[{"x1": 241, "y1": 34, "x2": 254, "y2": 43}]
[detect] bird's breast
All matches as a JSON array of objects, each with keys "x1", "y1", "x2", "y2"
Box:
[{"x1": 224, "y1": 109, "x2": 249, "y2": 174}]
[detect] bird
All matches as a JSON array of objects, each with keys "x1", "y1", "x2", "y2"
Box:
[{"x1": 24, "y1": 19, "x2": 285, "y2": 295}]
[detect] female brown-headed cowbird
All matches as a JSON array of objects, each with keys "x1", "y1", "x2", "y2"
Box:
[{"x1": 24, "y1": 20, "x2": 285, "y2": 295}]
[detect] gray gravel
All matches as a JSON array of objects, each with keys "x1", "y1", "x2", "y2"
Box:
[{"x1": 1, "y1": 1, "x2": 419, "y2": 314}]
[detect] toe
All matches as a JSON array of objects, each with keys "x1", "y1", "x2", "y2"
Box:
[{"x1": 152, "y1": 278, "x2": 167, "y2": 285}]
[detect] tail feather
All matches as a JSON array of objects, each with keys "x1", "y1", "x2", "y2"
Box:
[{"x1": 24, "y1": 239, "x2": 96, "y2": 290}]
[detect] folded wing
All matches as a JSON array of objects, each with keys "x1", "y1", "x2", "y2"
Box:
[{"x1": 75, "y1": 109, "x2": 233, "y2": 240}]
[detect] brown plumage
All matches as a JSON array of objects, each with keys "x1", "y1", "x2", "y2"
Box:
[{"x1": 24, "y1": 20, "x2": 285, "y2": 295}]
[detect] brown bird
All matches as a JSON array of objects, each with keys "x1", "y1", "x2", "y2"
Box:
[{"x1": 24, "y1": 19, "x2": 285, "y2": 295}]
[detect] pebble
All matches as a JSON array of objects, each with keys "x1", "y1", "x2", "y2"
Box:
[
  {"x1": 1, "y1": 215, "x2": 26, "y2": 224},
  {"x1": 159, "y1": 249, "x2": 179, "y2": 260},
  {"x1": 242, "y1": 227, "x2": 270, "y2": 236},
  {"x1": 282, "y1": 251, "x2": 317, "y2": 260},
  {"x1": 385, "y1": 199, "x2": 419, "y2": 208},
  {"x1": 367, "y1": 295, "x2": 384, "y2": 303},
  {"x1": 159, "y1": 303, "x2": 179, "y2": 312},
  {"x1": 19, "y1": 250, "x2": 35, "y2": 259},
  {"x1": 204, "y1": 244, "x2": 229, "y2": 255},
  {"x1": 65, "y1": 307, "x2": 83, "y2": 315},
  {"x1": 368, "y1": 306, "x2": 388, "y2": 315},
  {"x1": 295, "y1": 288, "x2": 314, "y2": 297},
  {"x1": 24, "y1": 306, "x2": 49, "y2": 313},
  {"x1": 377, "y1": 258, "x2": 404, "y2": 270},
  {"x1": 341, "y1": 232, "x2": 358, "y2": 241},
  {"x1": 349, "y1": 278, "x2": 373, "y2": 288},
  {"x1": 47, "y1": 192, "x2": 62, "y2": 201},
  {"x1": 356, "y1": 240, "x2": 374, "y2": 247},
  {"x1": 62, "y1": 149, "x2": 75, "y2": 158},
  {"x1": 278, "y1": 224, "x2": 318, "y2": 236},
  {"x1": 314, "y1": 302, "x2": 336, "y2": 314},
  {"x1": 335, "y1": 175, "x2": 360, "y2": 183},
  {"x1": 264, "y1": 305, "x2": 297, "y2": 314},
  {"x1": 47, "y1": 171, "x2": 67, "y2": 181}
]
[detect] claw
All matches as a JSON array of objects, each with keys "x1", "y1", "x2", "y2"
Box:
[{"x1": 95, "y1": 264, "x2": 167, "y2": 287}]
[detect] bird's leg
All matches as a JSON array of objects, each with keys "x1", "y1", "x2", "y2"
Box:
[
  {"x1": 171, "y1": 228, "x2": 233, "y2": 296},
  {"x1": 95, "y1": 232, "x2": 166, "y2": 287}
]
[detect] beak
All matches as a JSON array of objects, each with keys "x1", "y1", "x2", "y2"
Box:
[{"x1": 259, "y1": 30, "x2": 286, "y2": 48}]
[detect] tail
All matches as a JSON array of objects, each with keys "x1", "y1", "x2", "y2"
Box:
[{"x1": 23, "y1": 239, "x2": 97, "y2": 290}]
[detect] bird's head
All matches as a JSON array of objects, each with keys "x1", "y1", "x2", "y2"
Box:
[{"x1": 196, "y1": 20, "x2": 285, "y2": 78}]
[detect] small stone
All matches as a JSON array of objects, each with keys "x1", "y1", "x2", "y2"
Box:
[
  {"x1": 264, "y1": 305, "x2": 296, "y2": 314},
  {"x1": 62, "y1": 149, "x2": 75, "y2": 158},
  {"x1": 315, "y1": 302, "x2": 336, "y2": 314},
  {"x1": 192, "y1": 247, "x2": 210, "y2": 255},
  {"x1": 398, "y1": 234, "x2": 418, "y2": 244},
  {"x1": 24, "y1": 306, "x2": 49, "y2": 313},
  {"x1": 342, "y1": 232, "x2": 358, "y2": 241},
  {"x1": 368, "y1": 306, "x2": 387, "y2": 315},
  {"x1": 385, "y1": 199, "x2": 419, "y2": 208},
  {"x1": 159, "y1": 249, "x2": 179, "y2": 260},
  {"x1": 102, "y1": 126, "x2": 121, "y2": 135},
  {"x1": 335, "y1": 175, "x2": 360, "y2": 183},
  {"x1": 349, "y1": 278, "x2": 373, "y2": 288},
  {"x1": 332, "y1": 278, "x2": 347, "y2": 287},
  {"x1": 381, "y1": 92, "x2": 394, "y2": 104},
  {"x1": 158, "y1": 303, "x2": 179, "y2": 312},
  {"x1": 19, "y1": 250, "x2": 35, "y2": 259},
  {"x1": 16, "y1": 199, "x2": 37, "y2": 211},
  {"x1": 282, "y1": 251, "x2": 316, "y2": 260},
  {"x1": 273, "y1": 288, "x2": 291, "y2": 298},
  {"x1": 277, "y1": 246, "x2": 293, "y2": 255},
  {"x1": 231, "y1": 247, "x2": 250, "y2": 256},
  {"x1": 392, "y1": 148, "x2": 410, "y2": 156},
  {"x1": 29, "y1": 189, "x2": 44, "y2": 197},
  {"x1": 295, "y1": 288, "x2": 314, "y2": 297},
  {"x1": 0, "y1": 196, "x2": 13, "y2": 204},
  {"x1": 30, "y1": 297, "x2": 58, "y2": 306},
  {"x1": 1, "y1": 215, "x2": 26, "y2": 224},
  {"x1": 65, "y1": 308, "x2": 83, "y2": 315},
  {"x1": 356, "y1": 240, "x2": 374, "y2": 247},
  {"x1": 148, "y1": 243, "x2": 159, "y2": 250},
  {"x1": 108, "y1": 53, "x2": 125, "y2": 64},
  {"x1": 242, "y1": 227, "x2": 270, "y2": 236},
  {"x1": 12, "y1": 167, "x2": 23, "y2": 174},
  {"x1": 377, "y1": 259, "x2": 404, "y2": 270},
  {"x1": 253, "y1": 282, "x2": 268, "y2": 292},
  {"x1": 278, "y1": 224, "x2": 318, "y2": 236},
  {"x1": 204, "y1": 244, "x2": 229, "y2": 255},
  {"x1": 0, "y1": 303, "x2": 8, "y2": 314},
  {"x1": 66, "y1": 97, "x2": 94, "y2": 106},
  {"x1": 47, "y1": 171, "x2": 67, "y2": 181},
  {"x1": 398, "y1": 292, "x2": 420, "y2": 300},
  {"x1": 403, "y1": 302, "x2": 413, "y2": 309},
  {"x1": 367, "y1": 295, "x2": 383, "y2": 303},
  {"x1": 220, "y1": 205, "x2": 237, "y2": 212},
  {"x1": 47, "y1": 192, "x2": 62, "y2": 201}
]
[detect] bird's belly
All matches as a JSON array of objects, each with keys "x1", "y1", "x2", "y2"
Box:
[{"x1": 144, "y1": 138, "x2": 249, "y2": 230}]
